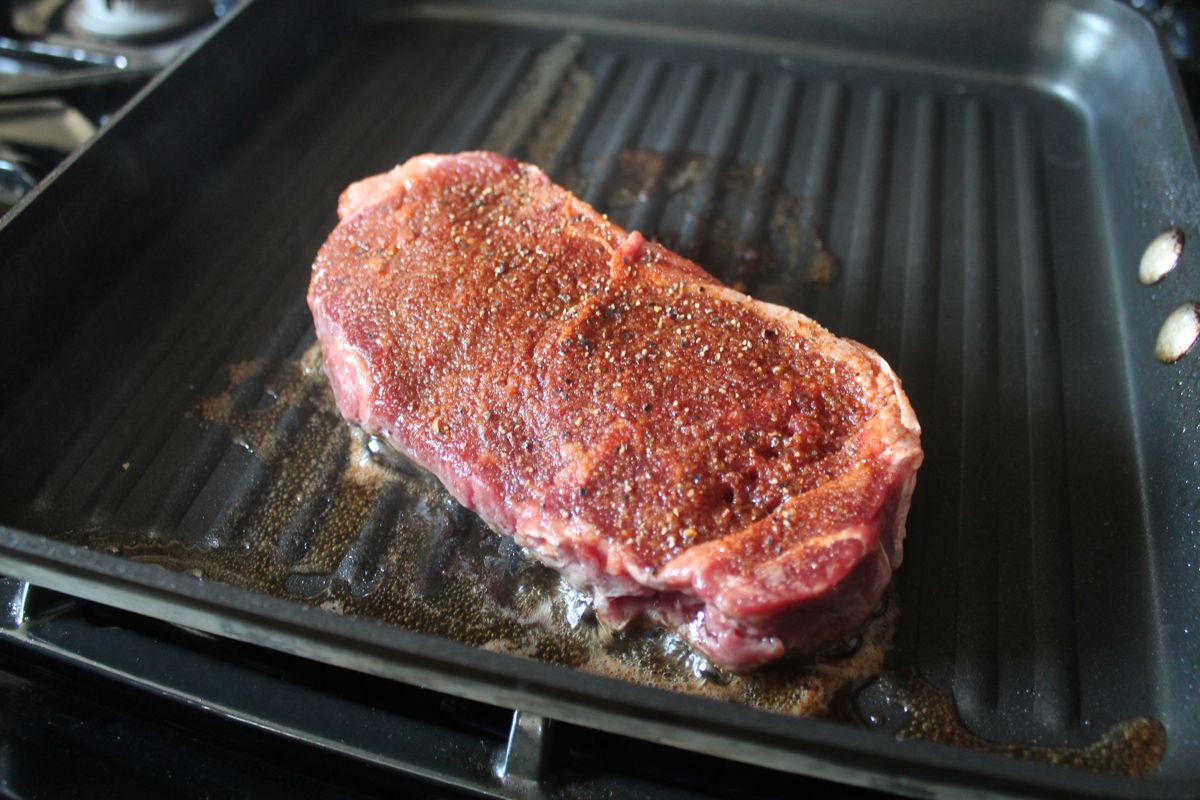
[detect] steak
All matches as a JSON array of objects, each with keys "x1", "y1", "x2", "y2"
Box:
[{"x1": 308, "y1": 152, "x2": 923, "y2": 671}]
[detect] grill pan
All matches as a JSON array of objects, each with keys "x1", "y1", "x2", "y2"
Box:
[{"x1": 2, "y1": 0, "x2": 1199, "y2": 796}]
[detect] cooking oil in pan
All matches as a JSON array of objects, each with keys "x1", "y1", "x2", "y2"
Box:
[
  {"x1": 82, "y1": 346, "x2": 885, "y2": 716},
  {"x1": 63, "y1": 346, "x2": 1165, "y2": 778},
  {"x1": 851, "y1": 673, "x2": 1166, "y2": 779},
  {"x1": 557, "y1": 148, "x2": 843, "y2": 295}
]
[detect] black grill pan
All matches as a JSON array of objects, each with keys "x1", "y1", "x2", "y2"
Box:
[{"x1": 2, "y1": 0, "x2": 1199, "y2": 796}]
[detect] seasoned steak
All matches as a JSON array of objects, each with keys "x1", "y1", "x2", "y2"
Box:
[{"x1": 308, "y1": 152, "x2": 922, "y2": 671}]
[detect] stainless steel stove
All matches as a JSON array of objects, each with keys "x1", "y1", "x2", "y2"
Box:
[{"x1": 0, "y1": 0, "x2": 233, "y2": 214}]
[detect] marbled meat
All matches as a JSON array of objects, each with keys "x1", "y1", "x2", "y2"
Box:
[{"x1": 307, "y1": 152, "x2": 923, "y2": 671}]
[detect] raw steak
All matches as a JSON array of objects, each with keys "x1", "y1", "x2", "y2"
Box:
[{"x1": 308, "y1": 152, "x2": 922, "y2": 671}]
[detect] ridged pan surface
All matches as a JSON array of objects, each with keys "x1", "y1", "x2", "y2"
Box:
[{"x1": 0, "y1": 0, "x2": 1197, "y2": 796}]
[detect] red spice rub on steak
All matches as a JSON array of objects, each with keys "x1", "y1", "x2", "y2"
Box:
[{"x1": 308, "y1": 151, "x2": 923, "y2": 671}]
